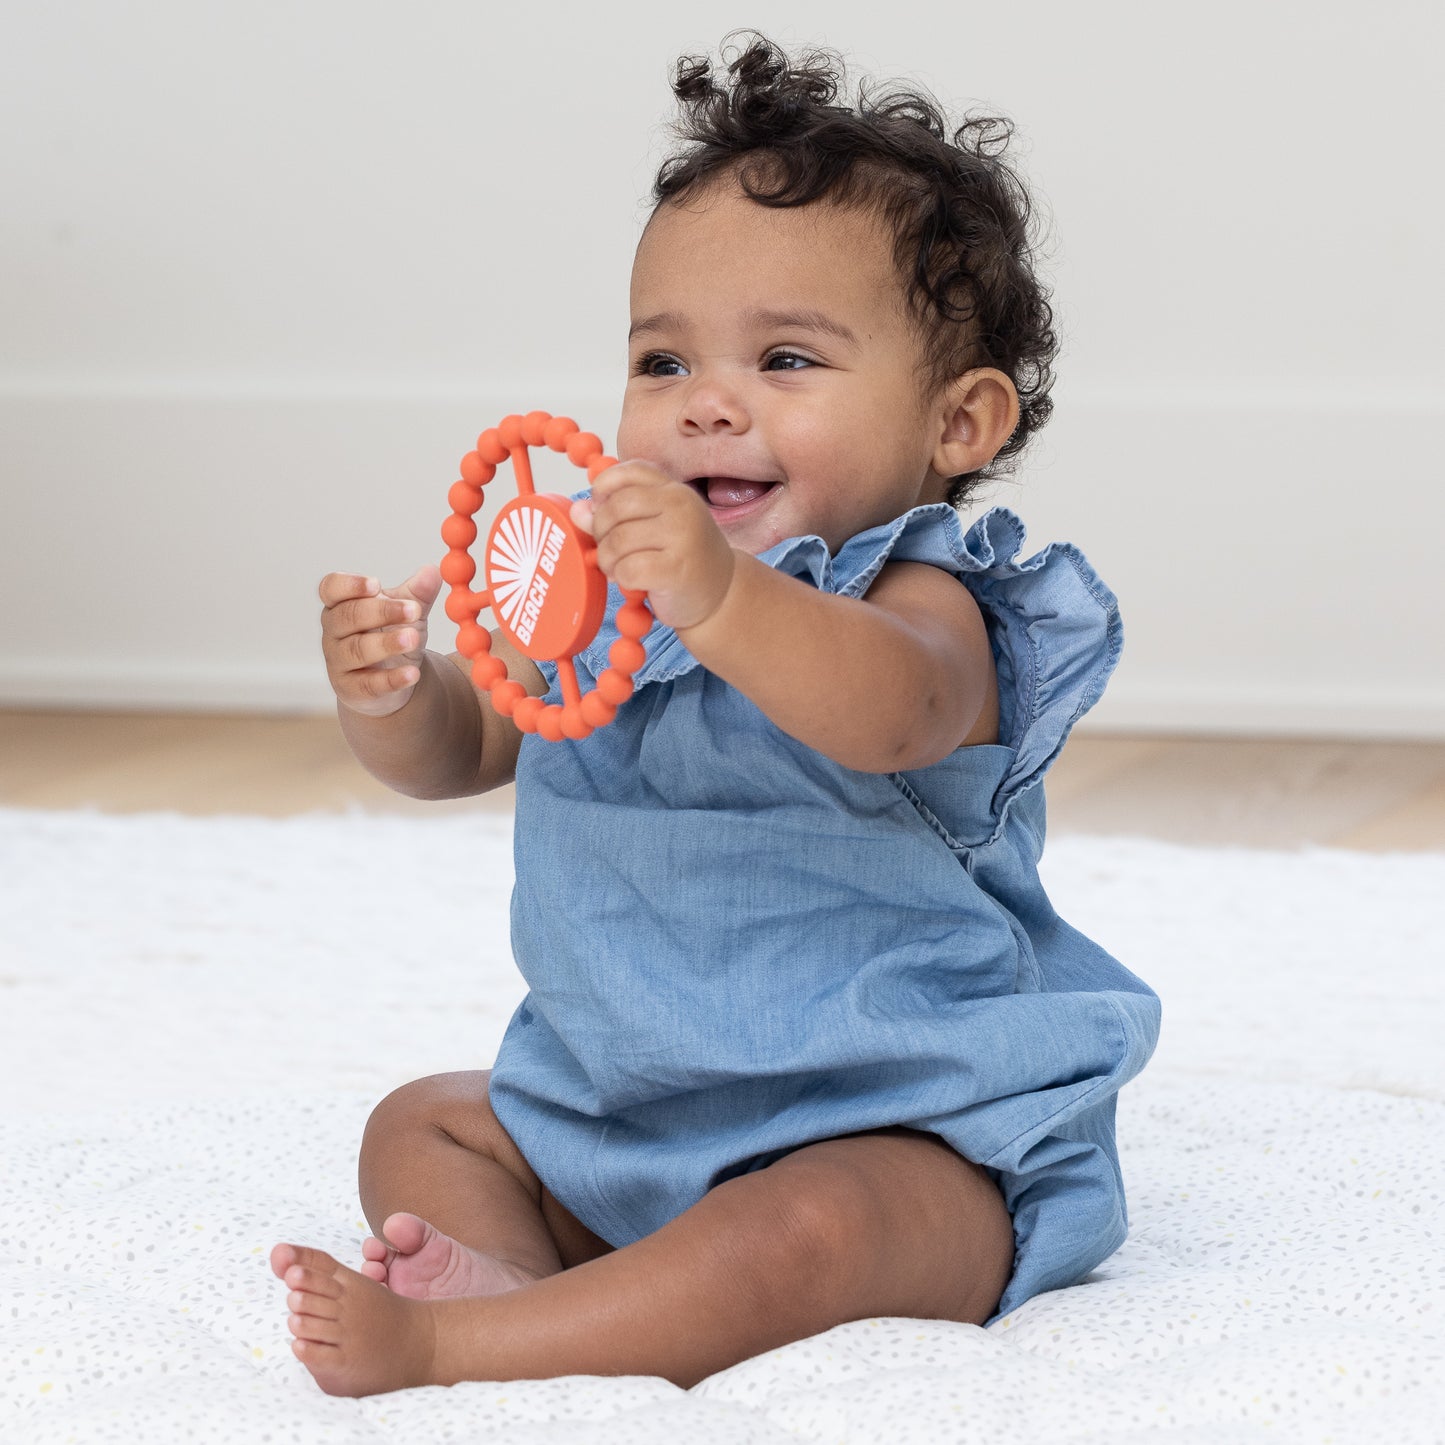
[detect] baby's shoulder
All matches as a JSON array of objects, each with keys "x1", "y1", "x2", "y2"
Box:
[{"x1": 863, "y1": 555, "x2": 988, "y2": 631}]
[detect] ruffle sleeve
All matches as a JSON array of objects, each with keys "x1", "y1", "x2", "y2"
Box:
[
  {"x1": 855, "y1": 504, "x2": 1124, "y2": 844},
  {"x1": 553, "y1": 502, "x2": 1121, "y2": 841}
]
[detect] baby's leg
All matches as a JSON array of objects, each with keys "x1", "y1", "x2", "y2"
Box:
[
  {"x1": 351, "y1": 1070, "x2": 613, "y2": 1296},
  {"x1": 275, "y1": 1124, "x2": 1014, "y2": 1395}
]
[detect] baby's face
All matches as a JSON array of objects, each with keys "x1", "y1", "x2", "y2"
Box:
[{"x1": 616, "y1": 184, "x2": 950, "y2": 555}]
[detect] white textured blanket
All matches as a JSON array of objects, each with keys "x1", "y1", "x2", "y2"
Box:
[{"x1": 1, "y1": 808, "x2": 1442, "y2": 1443}]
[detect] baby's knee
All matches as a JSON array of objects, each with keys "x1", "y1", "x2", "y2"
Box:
[
  {"x1": 710, "y1": 1150, "x2": 870, "y2": 1291},
  {"x1": 742, "y1": 1130, "x2": 1014, "y2": 1323},
  {"x1": 360, "y1": 1070, "x2": 499, "y2": 1160}
]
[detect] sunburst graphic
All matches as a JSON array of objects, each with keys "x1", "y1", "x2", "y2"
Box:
[{"x1": 489, "y1": 504, "x2": 561, "y2": 628}]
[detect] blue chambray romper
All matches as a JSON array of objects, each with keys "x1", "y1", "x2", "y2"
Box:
[{"x1": 488, "y1": 502, "x2": 1162, "y2": 1325}]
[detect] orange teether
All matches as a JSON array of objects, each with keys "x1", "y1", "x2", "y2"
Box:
[{"x1": 442, "y1": 412, "x2": 652, "y2": 740}]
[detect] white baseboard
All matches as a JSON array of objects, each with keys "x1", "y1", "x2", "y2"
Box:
[
  {"x1": 1084, "y1": 685, "x2": 1445, "y2": 742},
  {"x1": 0, "y1": 662, "x2": 334, "y2": 714}
]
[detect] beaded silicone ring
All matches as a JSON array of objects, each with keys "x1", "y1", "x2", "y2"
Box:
[{"x1": 441, "y1": 410, "x2": 653, "y2": 741}]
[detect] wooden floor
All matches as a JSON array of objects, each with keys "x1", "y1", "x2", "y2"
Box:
[{"x1": 2, "y1": 708, "x2": 1443, "y2": 851}]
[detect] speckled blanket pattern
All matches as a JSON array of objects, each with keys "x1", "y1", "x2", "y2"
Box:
[{"x1": 1, "y1": 809, "x2": 1441, "y2": 1443}]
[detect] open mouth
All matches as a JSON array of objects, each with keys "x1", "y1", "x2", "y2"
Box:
[{"x1": 687, "y1": 477, "x2": 780, "y2": 511}]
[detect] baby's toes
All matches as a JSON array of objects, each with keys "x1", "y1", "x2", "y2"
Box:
[
  {"x1": 288, "y1": 1244, "x2": 344, "y2": 1276},
  {"x1": 283, "y1": 1261, "x2": 343, "y2": 1303},
  {"x1": 287, "y1": 1279, "x2": 340, "y2": 1319},
  {"x1": 288, "y1": 1308, "x2": 342, "y2": 1346},
  {"x1": 272, "y1": 1242, "x2": 343, "y2": 1284},
  {"x1": 269, "y1": 1242, "x2": 301, "y2": 1281},
  {"x1": 359, "y1": 1237, "x2": 392, "y2": 1285}
]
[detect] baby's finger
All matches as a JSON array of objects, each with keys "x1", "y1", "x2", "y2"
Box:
[
  {"x1": 592, "y1": 518, "x2": 667, "y2": 585},
  {"x1": 322, "y1": 594, "x2": 423, "y2": 642},
  {"x1": 318, "y1": 573, "x2": 380, "y2": 608},
  {"x1": 332, "y1": 625, "x2": 422, "y2": 675},
  {"x1": 344, "y1": 660, "x2": 422, "y2": 707},
  {"x1": 594, "y1": 480, "x2": 673, "y2": 527},
  {"x1": 569, "y1": 498, "x2": 595, "y2": 536},
  {"x1": 587, "y1": 459, "x2": 670, "y2": 503},
  {"x1": 392, "y1": 564, "x2": 442, "y2": 612}
]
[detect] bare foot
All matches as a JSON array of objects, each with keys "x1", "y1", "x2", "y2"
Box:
[
  {"x1": 357, "y1": 1211, "x2": 545, "y2": 1299},
  {"x1": 271, "y1": 1242, "x2": 440, "y2": 1397}
]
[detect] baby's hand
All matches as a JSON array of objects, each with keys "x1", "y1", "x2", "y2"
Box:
[
  {"x1": 318, "y1": 566, "x2": 442, "y2": 717},
  {"x1": 571, "y1": 462, "x2": 735, "y2": 632}
]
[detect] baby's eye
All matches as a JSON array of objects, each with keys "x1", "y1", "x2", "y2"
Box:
[
  {"x1": 633, "y1": 351, "x2": 687, "y2": 378},
  {"x1": 764, "y1": 351, "x2": 813, "y2": 371}
]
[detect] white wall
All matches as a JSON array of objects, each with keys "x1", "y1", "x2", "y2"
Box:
[{"x1": 3, "y1": 0, "x2": 1442, "y2": 735}]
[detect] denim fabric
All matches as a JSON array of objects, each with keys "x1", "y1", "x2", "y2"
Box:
[{"x1": 488, "y1": 503, "x2": 1161, "y2": 1324}]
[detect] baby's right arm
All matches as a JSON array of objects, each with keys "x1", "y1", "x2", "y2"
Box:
[{"x1": 318, "y1": 566, "x2": 545, "y2": 799}]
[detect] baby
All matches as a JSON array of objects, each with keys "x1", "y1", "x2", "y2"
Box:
[{"x1": 273, "y1": 33, "x2": 1161, "y2": 1395}]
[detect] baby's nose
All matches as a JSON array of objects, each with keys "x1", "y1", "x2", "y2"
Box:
[{"x1": 678, "y1": 378, "x2": 750, "y2": 434}]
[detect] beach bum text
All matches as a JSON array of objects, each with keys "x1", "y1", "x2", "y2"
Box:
[{"x1": 514, "y1": 519, "x2": 567, "y2": 648}]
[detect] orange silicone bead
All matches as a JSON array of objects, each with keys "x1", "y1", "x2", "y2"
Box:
[
  {"x1": 521, "y1": 410, "x2": 551, "y2": 446},
  {"x1": 444, "y1": 588, "x2": 484, "y2": 624},
  {"x1": 587, "y1": 454, "x2": 615, "y2": 483},
  {"x1": 512, "y1": 695, "x2": 545, "y2": 733},
  {"x1": 490, "y1": 679, "x2": 526, "y2": 716},
  {"x1": 440, "y1": 549, "x2": 475, "y2": 586},
  {"x1": 498, "y1": 414, "x2": 525, "y2": 450},
  {"x1": 459, "y1": 452, "x2": 495, "y2": 488},
  {"x1": 543, "y1": 415, "x2": 579, "y2": 451},
  {"x1": 457, "y1": 622, "x2": 490, "y2": 656},
  {"x1": 580, "y1": 693, "x2": 617, "y2": 728},
  {"x1": 617, "y1": 600, "x2": 652, "y2": 638},
  {"x1": 608, "y1": 637, "x2": 647, "y2": 673},
  {"x1": 471, "y1": 655, "x2": 506, "y2": 691},
  {"x1": 537, "y1": 706, "x2": 566, "y2": 742},
  {"x1": 441, "y1": 514, "x2": 477, "y2": 549},
  {"x1": 561, "y1": 705, "x2": 591, "y2": 740},
  {"x1": 596, "y1": 669, "x2": 636, "y2": 706},
  {"x1": 475, "y1": 429, "x2": 508, "y2": 465},
  {"x1": 566, "y1": 432, "x2": 603, "y2": 466},
  {"x1": 449, "y1": 481, "x2": 484, "y2": 516}
]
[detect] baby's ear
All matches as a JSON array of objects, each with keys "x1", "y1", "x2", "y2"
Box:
[{"x1": 931, "y1": 369, "x2": 1021, "y2": 477}]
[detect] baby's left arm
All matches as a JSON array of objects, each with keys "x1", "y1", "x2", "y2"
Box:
[
  {"x1": 688, "y1": 548, "x2": 999, "y2": 770},
  {"x1": 574, "y1": 463, "x2": 998, "y2": 772}
]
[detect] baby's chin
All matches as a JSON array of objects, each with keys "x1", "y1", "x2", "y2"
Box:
[
  {"x1": 709, "y1": 509, "x2": 794, "y2": 556},
  {"x1": 722, "y1": 521, "x2": 832, "y2": 558}
]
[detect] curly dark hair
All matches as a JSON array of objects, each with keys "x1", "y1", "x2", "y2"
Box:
[{"x1": 651, "y1": 32, "x2": 1058, "y2": 506}]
